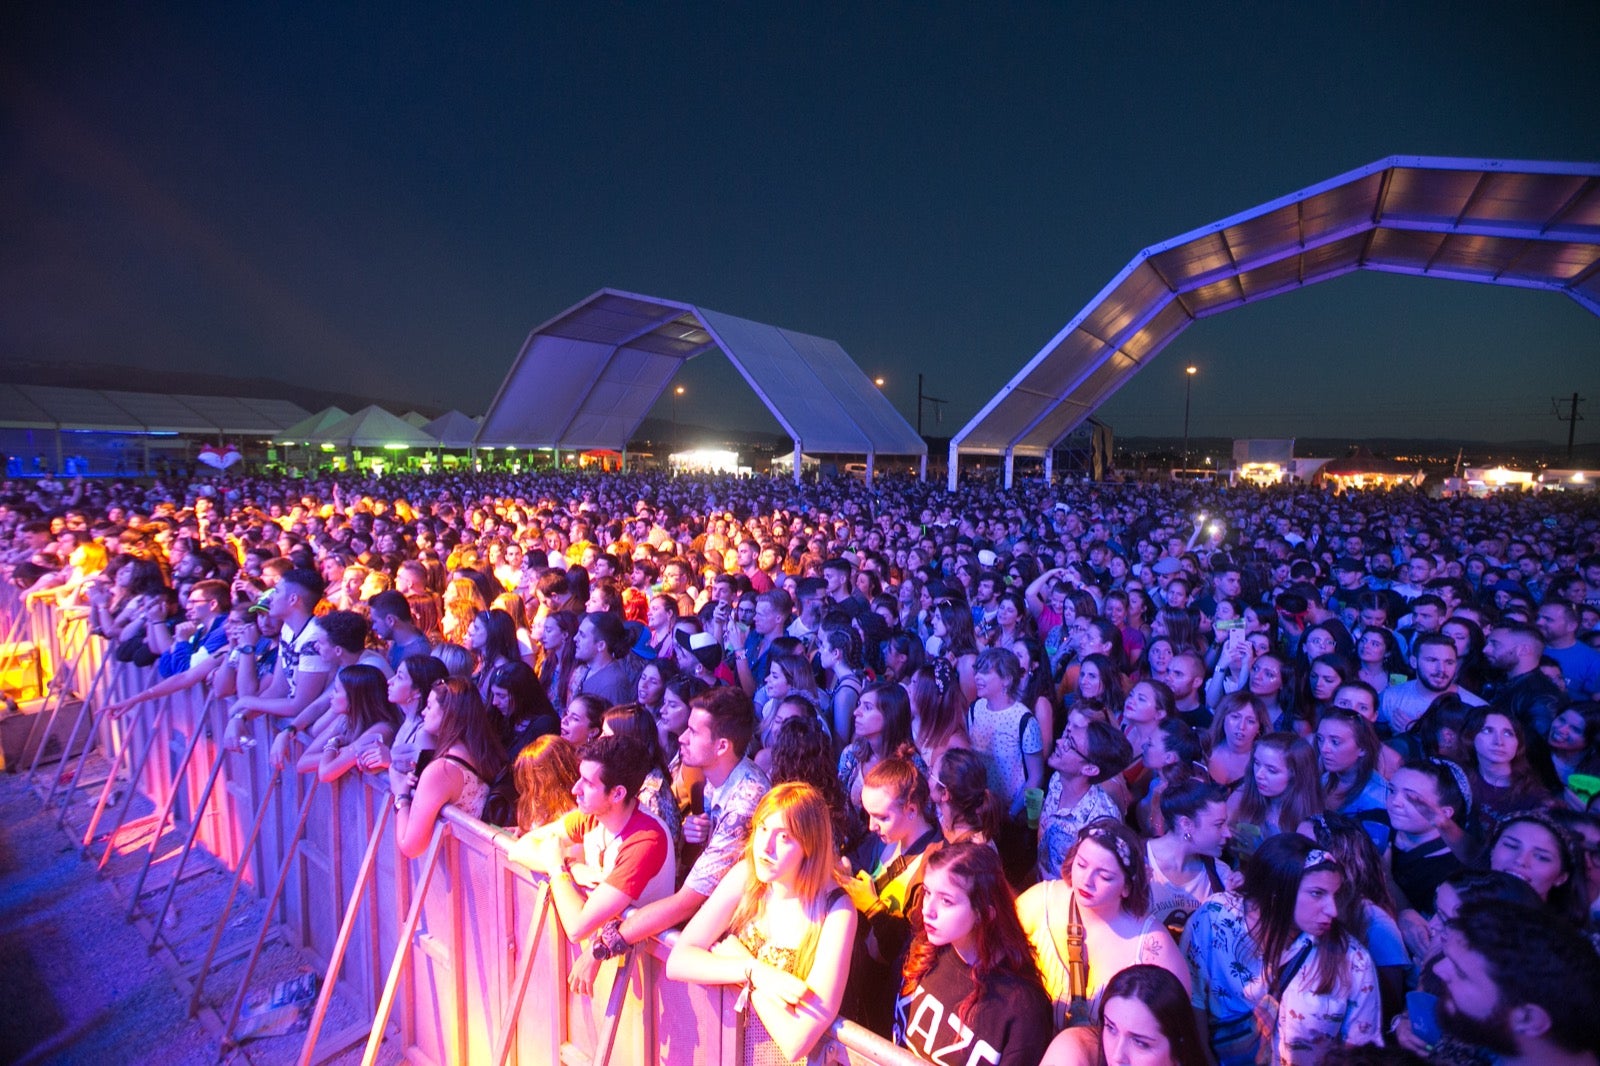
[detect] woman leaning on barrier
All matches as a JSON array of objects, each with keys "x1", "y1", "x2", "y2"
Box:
[
  {"x1": 296, "y1": 663, "x2": 399, "y2": 782},
  {"x1": 389, "y1": 677, "x2": 507, "y2": 857},
  {"x1": 666, "y1": 781, "x2": 857, "y2": 1065}
]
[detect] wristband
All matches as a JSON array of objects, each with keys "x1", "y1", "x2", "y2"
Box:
[
  {"x1": 591, "y1": 918, "x2": 630, "y2": 960},
  {"x1": 393, "y1": 793, "x2": 412, "y2": 811}
]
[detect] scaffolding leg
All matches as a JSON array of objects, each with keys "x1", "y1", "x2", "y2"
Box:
[
  {"x1": 124, "y1": 697, "x2": 214, "y2": 915},
  {"x1": 219, "y1": 777, "x2": 322, "y2": 1051},
  {"x1": 489, "y1": 884, "x2": 553, "y2": 1066},
  {"x1": 49, "y1": 654, "x2": 116, "y2": 812},
  {"x1": 360, "y1": 822, "x2": 447, "y2": 1066},
  {"x1": 95, "y1": 698, "x2": 171, "y2": 872},
  {"x1": 296, "y1": 803, "x2": 392, "y2": 1066},
  {"x1": 147, "y1": 728, "x2": 230, "y2": 937},
  {"x1": 188, "y1": 768, "x2": 283, "y2": 1017}
]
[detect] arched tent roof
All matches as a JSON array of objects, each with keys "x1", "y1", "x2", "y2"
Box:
[
  {"x1": 476, "y1": 289, "x2": 925, "y2": 459},
  {"x1": 950, "y1": 156, "x2": 1600, "y2": 487}
]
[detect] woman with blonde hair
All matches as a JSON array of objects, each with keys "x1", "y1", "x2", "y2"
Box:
[
  {"x1": 667, "y1": 782, "x2": 857, "y2": 1064},
  {"x1": 441, "y1": 575, "x2": 486, "y2": 646}
]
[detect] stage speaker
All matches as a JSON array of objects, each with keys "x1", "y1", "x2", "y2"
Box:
[{"x1": 0, "y1": 697, "x2": 92, "y2": 772}]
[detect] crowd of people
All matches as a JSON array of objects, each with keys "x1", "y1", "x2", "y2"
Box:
[{"x1": 5, "y1": 467, "x2": 1600, "y2": 1066}]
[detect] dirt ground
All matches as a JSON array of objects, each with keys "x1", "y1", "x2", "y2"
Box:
[{"x1": 0, "y1": 758, "x2": 392, "y2": 1066}]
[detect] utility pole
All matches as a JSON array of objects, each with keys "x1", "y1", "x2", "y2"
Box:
[{"x1": 1553, "y1": 392, "x2": 1585, "y2": 461}]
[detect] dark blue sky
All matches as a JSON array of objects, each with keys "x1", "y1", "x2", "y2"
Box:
[{"x1": 3, "y1": 4, "x2": 1596, "y2": 442}]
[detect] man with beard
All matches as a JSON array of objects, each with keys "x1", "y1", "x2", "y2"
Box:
[
  {"x1": 1432, "y1": 900, "x2": 1600, "y2": 1066},
  {"x1": 1379, "y1": 633, "x2": 1485, "y2": 735},
  {"x1": 1482, "y1": 622, "x2": 1564, "y2": 739}
]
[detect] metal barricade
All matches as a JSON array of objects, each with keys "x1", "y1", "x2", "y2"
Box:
[{"x1": 17, "y1": 597, "x2": 920, "y2": 1066}]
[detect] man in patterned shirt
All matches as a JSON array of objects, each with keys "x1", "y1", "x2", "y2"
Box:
[{"x1": 613, "y1": 686, "x2": 768, "y2": 950}]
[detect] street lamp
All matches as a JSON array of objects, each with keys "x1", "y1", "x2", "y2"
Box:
[
  {"x1": 1182, "y1": 365, "x2": 1198, "y2": 475},
  {"x1": 672, "y1": 386, "x2": 685, "y2": 462},
  {"x1": 874, "y1": 376, "x2": 885, "y2": 388}
]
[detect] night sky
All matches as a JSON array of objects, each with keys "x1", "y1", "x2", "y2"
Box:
[{"x1": 3, "y1": 4, "x2": 1597, "y2": 444}]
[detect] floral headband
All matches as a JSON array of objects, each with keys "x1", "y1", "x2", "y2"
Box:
[
  {"x1": 1083, "y1": 824, "x2": 1134, "y2": 868},
  {"x1": 1429, "y1": 757, "x2": 1473, "y2": 817},
  {"x1": 1304, "y1": 848, "x2": 1337, "y2": 870}
]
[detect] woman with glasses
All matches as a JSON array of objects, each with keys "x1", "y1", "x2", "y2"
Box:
[{"x1": 1038, "y1": 710, "x2": 1132, "y2": 883}]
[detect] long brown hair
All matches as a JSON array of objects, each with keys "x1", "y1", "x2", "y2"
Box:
[
  {"x1": 1234, "y1": 732, "x2": 1322, "y2": 835},
  {"x1": 1242, "y1": 832, "x2": 1350, "y2": 995},
  {"x1": 429, "y1": 677, "x2": 507, "y2": 783},
  {"x1": 901, "y1": 843, "x2": 1042, "y2": 1022}
]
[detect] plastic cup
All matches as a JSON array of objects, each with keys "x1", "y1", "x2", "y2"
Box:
[{"x1": 1024, "y1": 787, "x2": 1045, "y2": 828}]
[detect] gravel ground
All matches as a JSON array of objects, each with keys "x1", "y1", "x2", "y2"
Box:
[{"x1": 0, "y1": 760, "x2": 397, "y2": 1066}]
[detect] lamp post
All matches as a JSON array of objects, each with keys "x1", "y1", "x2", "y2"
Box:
[
  {"x1": 672, "y1": 385, "x2": 685, "y2": 469},
  {"x1": 1182, "y1": 365, "x2": 1197, "y2": 475}
]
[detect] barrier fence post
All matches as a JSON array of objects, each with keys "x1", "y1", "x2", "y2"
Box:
[
  {"x1": 95, "y1": 695, "x2": 174, "y2": 873},
  {"x1": 360, "y1": 819, "x2": 448, "y2": 1066},
  {"x1": 80, "y1": 693, "x2": 165, "y2": 858},
  {"x1": 23, "y1": 620, "x2": 92, "y2": 784},
  {"x1": 45, "y1": 650, "x2": 113, "y2": 809},
  {"x1": 188, "y1": 766, "x2": 284, "y2": 1017},
  {"x1": 146, "y1": 698, "x2": 232, "y2": 934},
  {"x1": 296, "y1": 798, "x2": 392, "y2": 1066},
  {"x1": 53, "y1": 656, "x2": 124, "y2": 823},
  {"x1": 219, "y1": 775, "x2": 323, "y2": 1051},
  {"x1": 490, "y1": 882, "x2": 552, "y2": 1066},
  {"x1": 124, "y1": 694, "x2": 214, "y2": 916},
  {"x1": 592, "y1": 947, "x2": 635, "y2": 1066}
]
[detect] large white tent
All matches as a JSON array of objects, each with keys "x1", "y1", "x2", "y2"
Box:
[
  {"x1": 476, "y1": 289, "x2": 926, "y2": 482},
  {"x1": 0, "y1": 385, "x2": 311, "y2": 435},
  {"x1": 276, "y1": 405, "x2": 350, "y2": 443},
  {"x1": 306, "y1": 405, "x2": 438, "y2": 449},
  {"x1": 949, "y1": 156, "x2": 1600, "y2": 488},
  {"x1": 422, "y1": 410, "x2": 482, "y2": 448}
]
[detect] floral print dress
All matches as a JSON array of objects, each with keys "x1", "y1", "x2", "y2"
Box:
[{"x1": 1180, "y1": 891, "x2": 1381, "y2": 1066}]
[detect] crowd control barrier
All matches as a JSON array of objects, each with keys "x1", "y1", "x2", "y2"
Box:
[{"x1": 6, "y1": 589, "x2": 924, "y2": 1066}]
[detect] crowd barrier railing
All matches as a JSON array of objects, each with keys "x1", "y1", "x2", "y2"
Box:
[{"x1": 9, "y1": 593, "x2": 924, "y2": 1066}]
